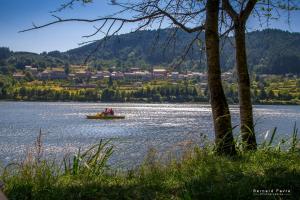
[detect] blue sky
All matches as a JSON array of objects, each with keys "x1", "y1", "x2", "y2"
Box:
[{"x1": 1, "y1": 0, "x2": 300, "y2": 53}]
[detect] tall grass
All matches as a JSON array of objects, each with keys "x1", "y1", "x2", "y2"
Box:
[
  {"x1": 0, "y1": 126, "x2": 299, "y2": 199},
  {"x1": 63, "y1": 139, "x2": 113, "y2": 176}
]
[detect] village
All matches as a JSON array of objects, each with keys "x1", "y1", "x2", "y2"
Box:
[{"x1": 12, "y1": 65, "x2": 235, "y2": 83}]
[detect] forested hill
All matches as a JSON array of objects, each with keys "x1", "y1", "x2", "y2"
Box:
[
  {"x1": 66, "y1": 29, "x2": 300, "y2": 74},
  {"x1": 1, "y1": 29, "x2": 300, "y2": 74},
  {"x1": 243, "y1": 29, "x2": 300, "y2": 74}
]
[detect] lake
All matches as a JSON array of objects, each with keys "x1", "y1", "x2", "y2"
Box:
[{"x1": 0, "y1": 102, "x2": 299, "y2": 167}]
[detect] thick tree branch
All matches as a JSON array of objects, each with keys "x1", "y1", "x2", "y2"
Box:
[
  {"x1": 222, "y1": 0, "x2": 238, "y2": 21},
  {"x1": 241, "y1": 0, "x2": 257, "y2": 22}
]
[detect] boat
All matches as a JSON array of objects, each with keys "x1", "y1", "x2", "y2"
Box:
[{"x1": 86, "y1": 113, "x2": 125, "y2": 119}]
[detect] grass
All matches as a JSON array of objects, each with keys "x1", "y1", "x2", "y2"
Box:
[{"x1": 1, "y1": 128, "x2": 300, "y2": 200}]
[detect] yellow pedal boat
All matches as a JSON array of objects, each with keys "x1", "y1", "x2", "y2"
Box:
[{"x1": 86, "y1": 113, "x2": 125, "y2": 119}]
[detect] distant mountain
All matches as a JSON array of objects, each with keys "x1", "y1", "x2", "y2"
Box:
[
  {"x1": 66, "y1": 28, "x2": 300, "y2": 74},
  {"x1": 66, "y1": 28, "x2": 204, "y2": 71},
  {"x1": 1, "y1": 29, "x2": 300, "y2": 74}
]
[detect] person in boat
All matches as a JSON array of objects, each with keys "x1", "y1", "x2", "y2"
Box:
[
  {"x1": 102, "y1": 108, "x2": 114, "y2": 116},
  {"x1": 110, "y1": 108, "x2": 114, "y2": 115},
  {"x1": 102, "y1": 108, "x2": 108, "y2": 116}
]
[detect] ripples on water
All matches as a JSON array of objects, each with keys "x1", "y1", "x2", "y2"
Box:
[{"x1": 0, "y1": 102, "x2": 299, "y2": 167}]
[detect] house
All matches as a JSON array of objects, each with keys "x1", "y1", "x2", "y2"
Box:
[
  {"x1": 111, "y1": 71, "x2": 124, "y2": 80},
  {"x1": 25, "y1": 66, "x2": 38, "y2": 76},
  {"x1": 38, "y1": 70, "x2": 50, "y2": 80},
  {"x1": 90, "y1": 76, "x2": 98, "y2": 80},
  {"x1": 153, "y1": 69, "x2": 167, "y2": 79},
  {"x1": 75, "y1": 70, "x2": 92, "y2": 79},
  {"x1": 221, "y1": 72, "x2": 233, "y2": 81},
  {"x1": 38, "y1": 69, "x2": 67, "y2": 80},
  {"x1": 170, "y1": 72, "x2": 179, "y2": 80},
  {"x1": 186, "y1": 72, "x2": 194, "y2": 79},
  {"x1": 50, "y1": 69, "x2": 67, "y2": 79},
  {"x1": 94, "y1": 71, "x2": 111, "y2": 79},
  {"x1": 178, "y1": 74, "x2": 186, "y2": 80},
  {"x1": 24, "y1": 65, "x2": 32, "y2": 70},
  {"x1": 30, "y1": 68, "x2": 38, "y2": 76},
  {"x1": 195, "y1": 72, "x2": 208, "y2": 81},
  {"x1": 68, "y1": 73, "x2": 76, "y2": 80},
  {"x1": 13, "y1": 72, "x2": 25, "y2": 80},
  {"x1": 124, "y1": 71, "x2": 151, "y2": 81},
  {"x1": 185, "y1": 72, "x2": 207, "y2": 81}
]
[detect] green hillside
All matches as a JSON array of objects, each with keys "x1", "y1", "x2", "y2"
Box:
[{"x1": 1, "y1": 29, "x2": 300, "y2": 74}]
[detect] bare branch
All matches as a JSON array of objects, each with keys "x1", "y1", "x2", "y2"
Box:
[{"x1": 19, "y1": 12, "x2": 162, "y2": 33}]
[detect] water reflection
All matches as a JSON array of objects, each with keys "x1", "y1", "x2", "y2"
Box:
[{"x1": 0, "y1": 102, "x2": 299, "y2": 167}]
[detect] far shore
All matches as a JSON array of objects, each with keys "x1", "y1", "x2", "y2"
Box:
[{"x1": 0, "y1": 99, "x2": 299, "y2": 106}]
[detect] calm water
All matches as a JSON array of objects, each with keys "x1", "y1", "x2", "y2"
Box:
[{"x1": 0, "y1": 102, "x2": 299, "y2": 167}]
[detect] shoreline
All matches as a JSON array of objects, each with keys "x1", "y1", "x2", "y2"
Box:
[{"x1": 0, "y1": 99, "x2": 299, "y2": 106}]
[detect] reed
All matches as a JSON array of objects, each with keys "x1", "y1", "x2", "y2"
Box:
[{"x1": 63, "y1": 139, "x2": 113, "y2": 176}]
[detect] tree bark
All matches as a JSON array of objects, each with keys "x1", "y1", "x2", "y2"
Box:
[
  {"x1": 234, "y1": 22, "x2": 257, "y2": 150},
  {"x1": 205, "y1": 0, "x2": 236, "y2": 155}
]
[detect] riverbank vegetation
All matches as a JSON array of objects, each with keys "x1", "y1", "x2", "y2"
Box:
[
  {"x1": 1, "y1": 128, "x2": 299, "y2": 199},
  {"x1": 1, "y1": 75, "x2": 299, "y2": 104}
]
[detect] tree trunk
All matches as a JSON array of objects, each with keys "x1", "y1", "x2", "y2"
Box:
[
  {"x1": 205, "y1": 0, "x2": 236, "y2": 155},
  {"x1": 234, "y1": 22, "x2": 257, "y2": 150}
]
